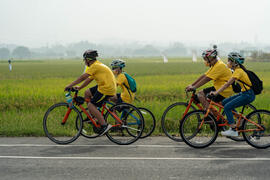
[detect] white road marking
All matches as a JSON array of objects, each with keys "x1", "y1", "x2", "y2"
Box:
[
  {"x1": 0, "y1": 144, "x2": 253, "y2": 148},
  {"x1": 0, "y1": 156, "x2": 270, "y2": 160}
]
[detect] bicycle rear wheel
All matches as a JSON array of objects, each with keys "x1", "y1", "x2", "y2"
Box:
[
  {"x1": 76, "y1": 115, "x2": 100, "y2": 139},
  {"x1": 137, "y1": 107, "x2": 156, "y2": 138},
  {"x1": 180, "y1": 110, "x2": 218, "y2": 148},
  {"x1": 161, "y1": 102, "x2": 197, "y2": 142},
  {"x1": 127, "y1": 107, "x2": 155, "y2": 139},
  {"x1": 221, "y1": 104, "x2": 256, "y2": 142},
  {"x1": 105, "y1": 103, "x2": 144, "y2": 145},
  {"x1": 43, "y1": 102, "x2": 83, "y2": 144},
  {"x1": 243, "y1": 110, "x2": 270, "y2": 149}
]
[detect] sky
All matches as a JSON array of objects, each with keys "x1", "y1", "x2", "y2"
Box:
[{"x1": 0, "y1": 0, "x2": 270, "y2": 47}]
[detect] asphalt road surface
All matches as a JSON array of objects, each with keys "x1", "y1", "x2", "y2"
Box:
[{"x1": 0, "y1": 137, "x2": 270, "y2": 180}]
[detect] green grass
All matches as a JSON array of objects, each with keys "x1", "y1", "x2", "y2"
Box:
[{"x1": 0, "y1": 58, "x2": 270, "y2": 136}]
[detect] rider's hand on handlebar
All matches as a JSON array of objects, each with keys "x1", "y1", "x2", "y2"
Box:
[
  {"x1": 209, "y1": 91, "x2": 218, "y2": 96},
  {"x1": 186, "y1": 85, "x2": 195, "y2": 92},
  {"x1": 74, "y1": 86, "x2": 80, "y2": 91},
  {"x1": 64, "y1": 86, "x2": 72, "y2": 92}
]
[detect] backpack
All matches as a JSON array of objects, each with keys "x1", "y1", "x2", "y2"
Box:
[
  {"x1": 123, "y1": 72, "x2": 137, "y2": 93},
  {"x1": 232, "y1": 82, "x2": 241, "y2": 93},
  {"x1": 238, "y1": 68, "x2": 263, "y2": 95}
]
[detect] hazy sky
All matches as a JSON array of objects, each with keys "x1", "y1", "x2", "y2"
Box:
[{"x1": 1, "y1": 0, "x2": 270, "y2": 47}]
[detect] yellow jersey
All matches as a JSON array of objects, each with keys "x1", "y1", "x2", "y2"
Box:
[
  {"x1": 85, "y1": 60, "x2": 116, "y2": 96},
  {"x1": 232, "y1": 67, "x2": 252, "y2": 92},
  {"x1": 205, "y1": 60, "x2": 234, "y2": 98},
  {"x1": 116, "y1": 73, "x2": 135, "y2": 103}
]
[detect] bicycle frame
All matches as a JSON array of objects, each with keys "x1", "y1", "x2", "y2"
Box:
[
  {"x1": 104, "y1": 101, "x2": 142, "y2": 126},
  {"x1": 182, "y1": 91, "x2": 203, "y2": 119},
  {"x1": 61, "y1": 91, "x2": 123, "y2": 129},
  {"x1": 203, "y1": 99, "x2": 264, "y2": 132}
]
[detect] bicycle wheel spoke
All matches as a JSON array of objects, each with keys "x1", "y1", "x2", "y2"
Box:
[
  {"x1": 222, "y1": 104, "x2": 256, "y2": 142},
  {"x1": 180, "y1": 110, "x2": 218, "y2": 148},
  {"x1": 43, "y1": 102, "x2": 82, "y2": 144},
  {"x1": 243, "y1": 110, "x2": 270, "y2": 149},
  {"x1": 138, "y1": 107, "x2": 156, "y2": 138},
  {"x1": 161, "y1": 102, "x2": 196, "y2": 142},
  {"x1": 105, "y1": 103, "x2": 144, "y2": 145},
  {"x1": 122, "y1": 125, "x2": 141, "y2": 132}
]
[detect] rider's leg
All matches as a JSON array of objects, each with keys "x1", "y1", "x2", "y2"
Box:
[
  {"x1": 222, "y1": 91, "x2": 255, "y2": 128},
  {"x1": 198, "y1": 90, "x2": 209, "y2": 110},
  {"x1": 87, "y1": 102, "x2": 106, "y2": 125},
  {"x1": 84, "y1": 89, "x2": 93, "y2": 102}
]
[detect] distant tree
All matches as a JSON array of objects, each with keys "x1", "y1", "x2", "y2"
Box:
[
  {"x1": 0, "y1": 48, "x2": 10, "y2": 59},
  {"x1": 164, "y1": 42, "x2": 187, "y2": 56},
  {"x1": 133, "y1": 45, "x2": 160, "y2": 56},
  {"x1": 66, "y1": 50, "x2": 76, "y2": 57},
  {"x1": 12, "y1": 46, "x2": 31, "y2": 59}
]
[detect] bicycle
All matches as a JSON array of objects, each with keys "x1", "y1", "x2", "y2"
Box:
[
  {"x1": 43, "y1": 88, "x2": 144, "y2": 145},
  {"x1": 161, "y1": 90, "x2": 256, "y2": 142},
  {"x1": 77, "y1": 100, "x2": 155, "y2": 139},
  {"x1": 179, "y1": 94, "x2": 270, "y2": 149}
]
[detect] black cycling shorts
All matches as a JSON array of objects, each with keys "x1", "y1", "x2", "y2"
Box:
[
  {"x1": 89, "y1": 85, "x2": 112, "y2": 107},
  {"x1": 203, "y1": 86, "x2": 225, "y2": 103}
]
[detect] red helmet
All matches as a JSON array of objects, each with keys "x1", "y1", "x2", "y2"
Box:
[{"x1": 202, "y1": 45, "x2": 218, "y2": 59}]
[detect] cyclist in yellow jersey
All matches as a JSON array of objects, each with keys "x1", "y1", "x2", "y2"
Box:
[
  {"x1": 211, "y1": 52, "x2": 255, "y2": 137},
  {"x1": 109, "y1": 59, "x2": 135, "y2": 104},
  {"x1": 65, "y1": 50, "x2": 116, "y2": 136},
  {"x1": 186, "y1": 46, "x2": 234, "y2": 110}
]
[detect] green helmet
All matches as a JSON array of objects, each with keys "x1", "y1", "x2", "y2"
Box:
[
  {"x1": 228, "y1": 52, "x2": 245, "y2": 64},
  {"x1": 110, "y1": 59, "x2": 126, "y2": 69}
]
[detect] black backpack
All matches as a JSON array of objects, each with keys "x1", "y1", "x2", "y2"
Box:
[{"x1": 238, "y1": 67, "x2": 263, "y2": 95}]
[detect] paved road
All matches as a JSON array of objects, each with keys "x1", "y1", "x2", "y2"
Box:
[{"x1": 0, "y1": 137, "x2": 270, "y2": 180}]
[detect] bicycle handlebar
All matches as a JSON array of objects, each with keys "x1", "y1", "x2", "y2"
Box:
[
  {"x1": 65, "y1": 87, "x2": 79, "y2": 95},
  {"x1": 185, "y1": 89, "x2": 196, "y2": 99}
]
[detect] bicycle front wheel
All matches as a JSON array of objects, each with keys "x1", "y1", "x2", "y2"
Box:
[
  {"x1": 243, "y1": 110, "x2": 270, "y2": 149},
  {"x1": 180, "y1": 110, "x2": 218, "y2": 148},
  {"x1": 161, "y1": 102, "x2": 197, "y2": 142},
  {"x1": 43, "y1": 102, "x2": 83, "y2": 144},
  {"x1": 105, "y1": 103, "x2": 144, "y2": 145}
]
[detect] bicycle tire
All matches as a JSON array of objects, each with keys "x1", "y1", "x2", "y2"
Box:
[
  {"x1": 161, "y1": 102, "x2": 197, "y2": 142},
  {"x1": 180, "y1": 110, "x2": 218, "y2": 148},
  {"x1": 76, "y1": 115, "x2": 100, "y2": 139},
  {"x1": 137, "y1": 107, "x2": 156, "y2": 138},
  {"x1": 43, "y1": 102, "x2": 83, "y2": 144},
  {"x1": 243, "y1": 110, "x2": 270, "y2": 149},
  {"x1": 221, "y1": 103, "x2": 256, "y2": 142},
  {"x1": 127, "y1": 107, "x2": 156, "y2": 138},
  {"x1": 104, "y1": 103, "x2": 144, "y2": 145}
]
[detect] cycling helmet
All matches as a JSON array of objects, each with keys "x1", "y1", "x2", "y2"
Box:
[
  {"x1": 202, "y1": 49, "x2": 218, "y2": 59},
  {"x1": 202, "y1": 45, "x2": 218, "y2": 59},
  {"x1": 228, "y1": 52, "x2": 245, "y2": 65},
  {"x1": 83, "y1": 50, "x2": 98, "y2": 60},
  {"x1": 110, "y1": 59, "x2": 126, "y2": 69}
]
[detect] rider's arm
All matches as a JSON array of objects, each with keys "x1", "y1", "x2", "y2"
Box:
[
  {"x1": 77, "y1": 77, "x2": 93, "y2": 90},
  {"x1": 193, "y1": 76, "x2": 212, "y2": 89},
  {"x1": 66, "y1": 73, "x2": 89, "y2": 89},
  {"x1": 215, "y1": 77, "x2": 236, "y2": 95},
  {"x1": 192, "y1": 74, "x2": 206, "y2": 86}
]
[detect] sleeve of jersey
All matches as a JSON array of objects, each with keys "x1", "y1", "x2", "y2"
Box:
[
  {"x1": 205, "y1": 66, "x2": 219, "y2": 80},
  {"x1": 232, "y1": 69, "x2": 241, "y2": 80},
  {"x1": 117, "y1": 74, "x2": 125, "y2": 85},
  {"x1": 85, "y1": 66, "x2": 95, "y2": 80}
]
